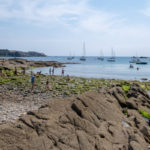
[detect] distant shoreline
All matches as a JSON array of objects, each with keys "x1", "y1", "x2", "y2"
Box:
[{"x1": 0, "y1": 49, "x2": 47, "y2": 57}]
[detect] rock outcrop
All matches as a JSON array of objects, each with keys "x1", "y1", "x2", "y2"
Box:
[
  {"x1": 0, "y1": 58, "x2": 75, "y2": 69},
  {"x1": 0, "y1": 84, "x2": 150, "y2": 150}
]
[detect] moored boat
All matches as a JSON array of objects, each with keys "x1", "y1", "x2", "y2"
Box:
[
  {"x1": 97, "y1": 57, "x2": 104, "y2": 61},
  {"x1": 140, "y1": 56, "x2": 148, "y2": 59},
  {"x1": 67, "y1": 51, "x2": 74, "y2": 60},
  {"x1": 135, "y1": 58, "x2": 148, "y2": 64},
  {"x1": 107, "y1": 48, "x2": 115, "y2": 62},
  {"x1": 80, "y1": 42, "x2": 86, "y2": 61},
  {"x1": 129, "y1": 57, "x2": 139, "y2": 63},
  {"x1": 80, "y1": 56, "x2": 86, "y2": 61},
  {"x1": 136, "y1": 61, "x2": 148, "y2": 65},
  {"x1": 97, "y1": 50, "x2": 104, "y2": 61},
  {"x1": 107, "y1": 57, "x2": 115, "y2": 62}
]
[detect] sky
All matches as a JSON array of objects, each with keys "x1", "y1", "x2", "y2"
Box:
[{"x1": 0, "y1": 0, "x2": 150, "y2": 56}]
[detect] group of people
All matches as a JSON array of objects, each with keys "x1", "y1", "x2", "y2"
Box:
[
  {"x1": 0, "y1": 68, "x2": 3, "y2": 75},
  {"x1": 13, "y1": 67, "x2": 26, "y2": 76},
  {"x1": 31, "y1": 67, "x2": 70, "y2": 90},
  {"x1": 30, "y1": 74, "x2": 50, "y2": 91},
  {"x1": 14, "y1": 67, "x2": 26, "y2": 76},
  {"x1": 49, "y1": 67, "x2": 66, "y2": 76},
  {"x1": 0, "y1": 67, "x2": 26, "y2": 77},
  {"x1": 1, "y1": 65, "x2": 70, "y2": 91},
  {"x1": 0, "y1": 66, "x2": 70, "y2": 91},
  {"x1": 129, "y1": 64, "x2": 139, "y2": 70},
  {"x1": 49, "y1": 67, "x2": 55, "y2": 76}
]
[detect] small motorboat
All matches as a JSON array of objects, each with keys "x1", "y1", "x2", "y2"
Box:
[
  {"x1": 136, "y1": 61, "x2": 148, "y2": 65},
  {"x1": 140, "y1": 56, "x2": 148, "y2": 59},
  {"x1": 136, "y1": 59, "x2": 148, "y2": 64}
]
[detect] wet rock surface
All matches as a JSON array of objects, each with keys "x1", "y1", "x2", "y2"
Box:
[{"x1": 0, "y1": 84, "x2": 150, "y2": 150}]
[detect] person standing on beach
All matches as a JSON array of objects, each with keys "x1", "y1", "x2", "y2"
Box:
[
  {"x1": 0, "y1": 68, "x2": 2, "y2": 76},
  {"x1": 2, "y1": 59, "x2": 4, "y2": 66},
  {"x1": 49, "y1": 68, "x2": 52, "y2": 76},
  {"x1": 52, "y1": 67, "x2": 54, "y2": 75},
  {"x1": 66, "y1": 75, "x2": 70, "y2": 82},
  {"x1": 37, "y1": 71, "x2": 41, "y2": 75},
  {"x1": 14, "y1": 67, "x2": 17, "y2": 76},
  {"x1": 22, "y1": 67, "x2": 26, "y2": 75},
  {"x1": 31, "y1": 75, "x2": 35, "y2": 90},
  {"x1": 62, "y1": 68, "x2": 64, "y2": 76},
  {"x1": 0, "y1": 68, "x2": 2, "y2": 73},
  {"x1": 46, "y1": 79, "x2": 50, "y2": 90}
]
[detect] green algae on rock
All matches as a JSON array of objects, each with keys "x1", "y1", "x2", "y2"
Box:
[
  {"x1": 139, "y1": 110, "x2": 150, "y2": 120},
  {"x1": 1, "y1": 73, "x2": 150, "y2": 99}
]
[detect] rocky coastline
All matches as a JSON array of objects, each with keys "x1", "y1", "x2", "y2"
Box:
[
  {"x1": 0, "y1": 60, "x2": 150, "y2": 149},
  {"x1": 0, "y1": 58, "x2": 77, "y2": 69},
  {"x1": 0, "y1": 82, "x2": 150, "y2": 149}
]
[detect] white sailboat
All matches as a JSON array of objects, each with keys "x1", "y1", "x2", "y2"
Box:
[
  {"x1": 129, "y1": 56, "x2": 139, "y2": 63},
  {"x1": 107, "y1": 48, "x2": 115, "y2": 62},
  {"x1": 97, "y1": 50, "x2": 104, "y2": 61},
  {"x1": 80, "y1": 42, "x2": 86, "y2": 61},
  {"x1": 67, "y1": 51, "x2": 74, "y2": 60}
]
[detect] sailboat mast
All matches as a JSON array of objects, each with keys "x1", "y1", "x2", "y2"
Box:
[
  {"x1": 111, "y1": 48, "x2": 113, "y2": 57},
  {"x1": 83, "y1": 42, "x2": 86, "y2": 57},
  {"x1": 100, "y1": 49, "x2": 103, "y2": 57}
]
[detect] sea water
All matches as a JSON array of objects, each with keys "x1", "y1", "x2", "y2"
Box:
[{"x1": 21, "y1": 56, "x2": 150, "y2": 80}]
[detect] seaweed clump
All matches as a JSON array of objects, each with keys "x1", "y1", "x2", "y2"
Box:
[{"x1": 139, "y1": 110, "x2": 150, "y2": 120}]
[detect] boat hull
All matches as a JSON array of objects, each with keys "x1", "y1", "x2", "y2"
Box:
[
  {"x1": 97, "y1": 57, "x2": 104, "y2": 61},
  {"x1": 107, "y1": 58, "x2": 115, "y2": 62},
  {"x1": 136, "y1": 62, "x2": 148, "y2": 65},
  {"x1": 80, "y1": 58, "x2": 86, "y2": 61}
]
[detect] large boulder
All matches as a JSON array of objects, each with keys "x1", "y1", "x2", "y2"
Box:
[{"x1": 0, "y1": 85, "x2": 149, "y2": 150}]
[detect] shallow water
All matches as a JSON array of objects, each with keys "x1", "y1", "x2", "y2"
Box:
[{"x1": 7, "y1": 56, "x2": 150, "y2": 80}]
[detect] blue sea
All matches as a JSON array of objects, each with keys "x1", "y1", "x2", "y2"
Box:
[{"x1": 21, "y1": 56, "x2": 150, "y2": 81}]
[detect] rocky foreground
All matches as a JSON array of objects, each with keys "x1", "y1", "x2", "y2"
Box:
[{"x1": 0, "y1": 83, "x2": 150, "y2": 150}]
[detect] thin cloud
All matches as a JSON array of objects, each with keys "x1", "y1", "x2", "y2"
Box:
[
  {"x1": 1, "y1": 0, "x2": 150, "y2": 56},
  {"x1": 140, "y1": 0, "x2": 150, "y2": 17},
  {"x1": 0, "y1": 0, "x2": 123, "y2": 32},
  {"x1": 141, "y1": 8, "x2": 150, "y2": 17}
]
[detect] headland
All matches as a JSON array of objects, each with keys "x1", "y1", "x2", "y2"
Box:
[{"x1": 0, "y1": 49, "x2": 46, "y2": 57}]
